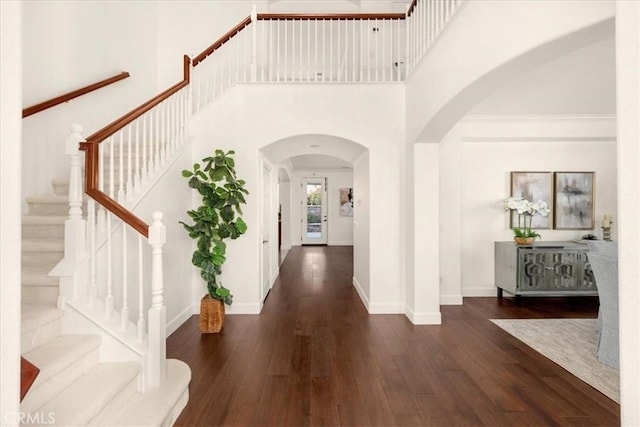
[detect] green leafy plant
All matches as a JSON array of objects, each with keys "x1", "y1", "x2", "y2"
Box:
[{"x1": 179, "y1": 150, "x2": 248, "y2": 305}]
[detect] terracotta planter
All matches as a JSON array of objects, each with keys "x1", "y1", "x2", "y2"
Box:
[
  {"x1": 200, "y1": 294, "x2": 225, "y2": 333},
  {"x1": 514, "y1": 236, "x2": 536, "y2": 245}
]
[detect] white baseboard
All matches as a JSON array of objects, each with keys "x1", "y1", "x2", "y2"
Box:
[
  {"x1": 440, "y1": 294, "x2": 463, "y2": 305},
  {"x1": 368, "y1": 303, "x2": 404, "y2": 314},
  {"x1": 352, "y1": 276, "x2": 369, "y2": 311},
  {"x1": 404, "y1": 306, "x2": 442, "y2": 325},
  {"x1": 328, "y1": 241, "x2": 353, "y2": 246},
  {"x1": 225, "y1": 302, "x2": 262, "y2": 315},
  {"x1": 462, "y1": 287, "x2": 498, "y2": 297},
  {"x1": 166, "y1": 305, "x2": 194, "y2": 336}
]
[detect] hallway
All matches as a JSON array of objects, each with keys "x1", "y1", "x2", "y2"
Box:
[{"x1": 168, "y1": 246, "x2": 619, "y2": 426}]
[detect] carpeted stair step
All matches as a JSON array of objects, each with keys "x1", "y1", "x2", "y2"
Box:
[
  {"x1": 21, "y1": 335, "x2": 102, "y2": 414},
  {"x1": 26, "y1": 194, "x2": 81, "y2": 216},
  {"x1": 22, "y1": 215, "x2": 67, "y2": 239},
  {"x1": 22, "y1": 238, "x2": 64, "y2": 268},
  {"x1": 89, "y1": 359, "x2": 191, "y2": 427},
  {"x1": 51, "y1": 177, "x2": 71, "y2": 197},
  {"x1": 23, "y1": 362, "x2": 140, "y2": 427},
  {"x1": 21, "y1": 305, "x2": 63, "y2": 354},
  {"x1": 22, "y1": 266, "x2": 59, "y2": 305}
]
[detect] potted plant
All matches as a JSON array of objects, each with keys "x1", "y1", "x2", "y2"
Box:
[
  {"x1": 180, "y1": 150, "x2": 248, "y2": 333},
  {"x1": 503, "y1": 197, "x2": 550, "y2": 244}
]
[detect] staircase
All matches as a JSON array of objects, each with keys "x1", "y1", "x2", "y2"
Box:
[{"x1": 20, "y1": 177, "x2": 190, "y2": 426}]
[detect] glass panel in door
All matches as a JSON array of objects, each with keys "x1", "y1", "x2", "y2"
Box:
[{"x1": 302, "y1": 178, "x2": 327, "y2": 244}]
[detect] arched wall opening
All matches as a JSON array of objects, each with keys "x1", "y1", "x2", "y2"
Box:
[{"x1": 260, "y1": 134, "x2": 372, "y2": 308}]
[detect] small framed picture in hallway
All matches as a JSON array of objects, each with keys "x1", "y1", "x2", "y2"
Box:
[{"x1": 339, "y1": 188, "x2": 353, "y2": 217}]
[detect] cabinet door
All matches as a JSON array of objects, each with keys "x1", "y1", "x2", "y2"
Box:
[
  {"x1": 518, "y1": 248, "x2": 581, "y2": 291},
  {"x1": 544, "y1": 249, "x2": 581, "y2": 289},
  {"x1": 518, "y1": 249, "x2": 548, "y2": 291}
]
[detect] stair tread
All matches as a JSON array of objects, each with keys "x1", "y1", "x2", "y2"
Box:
[
  {"x1": 90, "y1": 359, "x2": 191, "y2": 427},
  {"x1": 22, "y1": 335, "x2": 102, "y2": 384},
  {"x1": 21, "y1": 305, "x2": 62, "y2": 334},
  {"x1": 26, "y1": 194, "x2": 71, "y2": 204},
  {"x1": 23, "y1": 362, "x2": 140, "y2": 427}
]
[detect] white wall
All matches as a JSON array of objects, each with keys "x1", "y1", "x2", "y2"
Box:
[
  {"x1": 291, "y1": 169, "x2": 354, "y2": 246},
  {"x1": 22, "y1": 0, "x2": 160, "y2": 204},
  {"x1": 616, "y1": 1, "x2": 640, "y2": 423},
  {"x1": 438, "y1": 115, "x2": 617, "y2": 299},
  {"x1": 0, "y1": 1, "x2": 22, "y2": 424},
  {"x1": 189, "y1": 83, "x2": 404, "y2": 314},
  {"x1": 353, "y1": 151, "x2": 370, "y2": 306},
  {"x1": 131, "y1": 146, "x2": 196, "y2": 335}
]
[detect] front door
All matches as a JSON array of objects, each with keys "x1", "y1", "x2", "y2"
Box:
[{"x1": 301, "y1": 177, "x2": 327, "y2": 245}]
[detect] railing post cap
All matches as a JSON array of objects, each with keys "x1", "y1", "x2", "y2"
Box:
[
  {"x1": 66, "y1": 124, "x2": 85, "y2": 155},
  {"x1": 149, "y1": 211, "x2": 166, "y2": 246}
]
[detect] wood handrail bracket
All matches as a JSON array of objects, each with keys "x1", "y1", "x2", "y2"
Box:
[
  {"x1": 23, "y1": 71, "x2": 130, "y2": 118},
  {"x1": 81, "y1": 55, "x2": 191, "y2": 237}
]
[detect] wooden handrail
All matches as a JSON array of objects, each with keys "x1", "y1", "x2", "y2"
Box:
[
  {"x1": 192, "y1": 16, "x2": 252, "y2": 66},
  {"x1": 86, "y1": 56, "x2": 190, "y2": 142},
  {"x1": 257, "y1": 13, "x2": 406, "y2": 20},
  {"x1": 22, "y1": 71, "x2": 130, "y2": 118},
  {"x1": 407, "y1": 0, "x2": 419, "y2": 17},
  {"x1": 192, "y1": 11, "x2": 408, "y2": 67},
  {"x1": 81, "y1": 55, "x2": 191, "y2": 237},
  {"x1": 79, "y1": 141, "x2": 149, "y2": 237}
]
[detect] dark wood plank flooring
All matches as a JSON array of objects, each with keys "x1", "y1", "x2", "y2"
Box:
[{"x1": 168, "y1": 246, "x2": 620, "y2": 426}]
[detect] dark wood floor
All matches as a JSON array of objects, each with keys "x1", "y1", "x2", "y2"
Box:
[{"x1": 168, "y1": 246, "x2": 620, "y2": 426}]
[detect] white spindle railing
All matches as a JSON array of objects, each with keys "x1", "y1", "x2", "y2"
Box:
[
  {"x1": 191, "y1": 1, "x2": 463, "y2": 114},
  {"x1": 405, "y1": 0, "x2": 463, "y2": 75},
  {"x1": 60, "y1": 81, "x2": 189, "y2": 390}
]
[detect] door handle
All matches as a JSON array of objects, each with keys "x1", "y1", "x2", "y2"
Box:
[{"x1": 263, "y1": 239, "x2": 269, "y2": 244}]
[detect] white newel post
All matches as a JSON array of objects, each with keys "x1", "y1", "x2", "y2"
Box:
[
  {"x1": 146, "y1": 211, "x2": 166, "y2": 389},
  {"x1": 251, "y1": 5, "x2": 258, "y2": 82},
  {"x1": 55, "y1": 124, "x2": 88, "y2": 307}
]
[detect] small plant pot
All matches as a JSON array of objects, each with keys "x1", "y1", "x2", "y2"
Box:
[
  {"x1": 514, "y1": 236, "x2": 536, "y2": 245},
  {"x1": 200, "y1": 294, "x2": 225, "y2": 333}
]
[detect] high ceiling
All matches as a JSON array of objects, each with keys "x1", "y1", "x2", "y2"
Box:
[{"x1": 288, "y1": 154, "x2": 353, "y2": 170}]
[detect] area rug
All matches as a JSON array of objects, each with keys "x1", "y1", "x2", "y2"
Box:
[{"x1": 490, "y1": 318, "x2": 620, "y2": 403}]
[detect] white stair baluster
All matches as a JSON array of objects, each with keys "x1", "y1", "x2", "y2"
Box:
[
  {"x1": 137, "y1": 234, "x2": 145, "y2": 343},
  {"x1": 126, "y1": 125, "x2": 133, "y2": 201},
  {"x1": 117, "y1": 131, "x2": 125, "y2": 202},
  {"x1": 121, "y1": 223, "x2": 129, "y2": 330},
  {"x1": 147, "y1": 211, "x2": 166, "y2": 389}
]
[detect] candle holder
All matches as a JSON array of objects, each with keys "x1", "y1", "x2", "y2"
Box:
[{"x1": 601, "y1": 225, "x2": 612, "y2": 241}]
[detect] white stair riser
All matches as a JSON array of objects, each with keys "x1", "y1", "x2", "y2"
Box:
[
  {"x1": 28, "y1": 202, "x2": 86, "y2": 216},
  {"x1": 22, "y1": 251, "x2": 63, "y2": 267},
  {"x1": 88, "y1": 376, "x2": 139, "y2": 426},
  {"x1": 21, "y1": 348, "x2": 100, "y2": 414},
  {"x1": 22, "y1": 286, "x2": 59, "y2": 305},
  {"x1": 21, "y1": 317, "x2": 61, "y2": 354},
  {"x1": 22, "y1": 223, "x2": 65, "y2": 239}
]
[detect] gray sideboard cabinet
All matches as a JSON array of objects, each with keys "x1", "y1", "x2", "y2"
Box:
[{"x1": 494, "y1": 241, "x2": 598, "y2": 299}]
